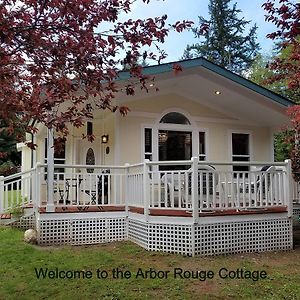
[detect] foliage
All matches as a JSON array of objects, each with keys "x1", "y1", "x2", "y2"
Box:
[
  {"x1": 0, "y1": 0, "x2": 192, "y2": 146},
  {"x1": 182, "y1": 0, "x2": 260, "y2": 74},
  {"x1": 286, "y1": 106, "x2": 300, "y2": 181},
  {"x1": 8, "y1": 205, "x2": 24, "y2": 218},
  {"x1": 122, "y1": 51, "x2": 149, "y2": 70},
  {"x1": 263, "y1": 0, "x2": 300, "y2": 95},
  {"x1": 0, "y1": 120, "x2": 22, "y2": 176},
  {"x1": 248, "y1": 48, "x2": 300, "y2": 102},
  {"x1": 273, "y1": 131, "x2": 293, "y2": 162},
  {"x1": 0, "y1": 161, "x2": 18, "y2": 177},
  {"x1": 263, "y1": 0, "x2": 300, "y2": 177}
]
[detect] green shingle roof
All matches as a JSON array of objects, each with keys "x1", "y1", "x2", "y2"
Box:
[{"x1": 118, "y1": 57, "x2": 295, "y2": 107}]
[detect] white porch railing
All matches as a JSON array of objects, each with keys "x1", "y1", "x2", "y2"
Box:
[
  {"x1": 43, "y1": 164, "x2": 128, "y2": 207},
  {"x1": 146, "y1": 160, "x2": 291, "y2": 215},
  {"x1": 127, "y1": 163, "x2": 144, "y2": 208},
  {"x1": 0, "y1": 164, "x2": 42, "y2": 213},
  {"x1": 0, "y1": 159, "x2": 295, "y2": 219},
  {"x1": 34, "y1": 163, "x2": 145, "y2": 209},
  {"x1": 291, "y1": 173, "x2": 300, "y2": 204}
]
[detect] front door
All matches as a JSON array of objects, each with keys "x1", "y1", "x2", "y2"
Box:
[{"x1": 158, "y1": 130, "x2": 192, "y2": 170}]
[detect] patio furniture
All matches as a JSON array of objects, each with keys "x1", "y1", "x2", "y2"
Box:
[
  {"x1": 239, "y1": 165, "x2": 276, "y2": 205},
  {"x1": 84, "y1": 170, "x2": 110, "y2": 205},
  {"x1": 180, "y1": 165, "x2": 217, "y2": 209},
  {"x1": 160, "y1": 172, "x2": 185, "y2": 207},
  {"x1": 54, "y1": 179, "x2": 70, "y2": 204}
]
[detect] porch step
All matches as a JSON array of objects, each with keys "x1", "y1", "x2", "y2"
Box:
[
  {"x1": 0, "y1": 213, "x2": 13, "y2": 226},
  {"x1": 0, "y1": 213, "x2": 12, "y2": 220},
  {"x1": 0, "y1": 205, "x2": 36, "y2": 228}
]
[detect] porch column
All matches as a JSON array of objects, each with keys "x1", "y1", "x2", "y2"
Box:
[
  {"x1": 124, "y1": 163, "x2": 130, "y2": 215},
  {"x1": 0, "y1": 176, "x2": 4, "y2": 214},
  {"x1": 34, "y1": 162, "x2": 41, "y2": 210},
  {"x1": 46, "y1": 128, "x2": 55, "y2": 212},
  {"x1": 191, "y1": 157, "x2": 199, "y2": 223},
  {"x1": 143, "y1": 159, "x2": 150, "y2": 221},
  {"x1": 285, "y1": 159, "x2": 293, "y2": 218}
]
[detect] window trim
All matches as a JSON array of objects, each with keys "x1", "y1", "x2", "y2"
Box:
[
  {"x1": 229, "y1": 130, "x2": 253, "y2": 161},
  {"x1": 159, "y1": 112, "x2": 191, "y2": 125},
  {"x1": 144, "y1": 127, "x2": 153, "y2": 161},
  {"x1": 199, "y1": 131, "x2": 207, "y2": 161},
  {"x1": 229, "y1": 130, "x2": 252, "y2": 173},
  {"x1": 87, "y1": 121, "x2": 93, "y2": 136},
  {"x1": 141, "y1": 125, "x2": 153, "y2": 162},
  {"x1": 44, "y1": 137, "x2": 66, "y2": 180}
]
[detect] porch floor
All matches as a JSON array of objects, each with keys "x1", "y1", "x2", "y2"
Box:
[{"x1": 36, "y1": 204, "x2": 288, "y2": 217}]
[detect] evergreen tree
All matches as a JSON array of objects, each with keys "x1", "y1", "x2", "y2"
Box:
[
  {"x1": 0, "y1": 120, "x2": 22, "y2": 176},
  {"x1": 248, "y1": 48, "x2": 300, "y2": 102},
  {"x1": 183, "y1": 0, "x2": 260, "y2": 74}
]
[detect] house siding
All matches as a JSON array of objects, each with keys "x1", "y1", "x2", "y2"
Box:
[{"x1": 117, "y1": 93, "x2": 273, "y2": 165}]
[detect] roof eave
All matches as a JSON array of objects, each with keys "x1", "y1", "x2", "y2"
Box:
[{"x1": 118, "y1": 57, "x2": 295, "y2": 108}]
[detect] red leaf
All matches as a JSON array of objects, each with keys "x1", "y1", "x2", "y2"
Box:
[{"x1": 172, "y1": 63, "x2": 183, "y2": 75}]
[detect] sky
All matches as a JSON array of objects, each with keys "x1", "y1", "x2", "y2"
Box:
[{"x1": 118, "y1": 0, "x2": 280, "y2": 63}]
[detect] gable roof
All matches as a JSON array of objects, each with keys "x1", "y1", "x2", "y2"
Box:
[{"x1": 119, "y1": 57, "x2": 295, "y2": 107}]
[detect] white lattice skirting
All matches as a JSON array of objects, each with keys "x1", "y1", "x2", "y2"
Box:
[
  {"x1": 38, "y1": 212, "x2": 292, "y2": 256},
  {"x1": 38, "y1": 212, "x2": 127, "y2": 245},
  {"x1": 293, "y1": 205, "x2": 300, "y2": 218},
  {"x1": 11, "y1": 213, "x2": 36, "y2": 230}
]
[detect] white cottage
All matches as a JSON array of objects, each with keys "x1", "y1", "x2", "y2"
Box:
[{"x1": 1, "y1": 58, "x2": 298, "y2": 256}]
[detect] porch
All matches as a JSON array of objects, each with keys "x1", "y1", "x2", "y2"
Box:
[{"x1": 0, "y1": 158, "x2": 297, "y2": 256}]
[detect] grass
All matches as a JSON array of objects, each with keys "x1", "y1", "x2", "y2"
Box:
[
  {"x1": 5, "y1": 190, "x2": 22, "y2": 206},
  {"x1": 1, "y1": 226, "x2": 300, "y2": 300}
]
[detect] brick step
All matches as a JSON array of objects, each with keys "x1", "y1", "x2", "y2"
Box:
[
  {"x1": 1, "y1": 205, "x2": 34, "y2": 221},
  {"x1": 0, "y1": 213, "x2": 11, "y2": 220},
  {"x1": 22, "y1": 203, "x2": 33, "y2": 209}
]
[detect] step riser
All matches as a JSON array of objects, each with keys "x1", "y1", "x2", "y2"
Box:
[{"x1": 0, "y1": 212, "x2": 36, "y2": 229}]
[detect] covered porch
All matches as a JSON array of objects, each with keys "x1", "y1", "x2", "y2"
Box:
[
  {"x1": 1, "y1": 158, "x2": 294, "y2": 215},
  {"x1": 0, "y1": 158, "x2": 296, "y2": 256}
]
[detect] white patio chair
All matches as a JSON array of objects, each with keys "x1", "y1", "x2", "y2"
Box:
[
  {"x1": 161, "y1": 172, "x2": 185, "y2": 208},
  {"x1": 182, "y1": 165, "x2": 217, "y2": 209},
  {"x1": 83, "y1": 170, "x2": 110, "y2": 205},
  {"x1": 239, "y1": 165, "x2": 276, "y2": 206}
]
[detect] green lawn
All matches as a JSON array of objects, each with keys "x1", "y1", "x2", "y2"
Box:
[
  {"x1": 0, "y1": 226, "x2": 300, "y2": 300},
  {"x1": 5, "y1": 190, "x2": 22, "y2": 207}
]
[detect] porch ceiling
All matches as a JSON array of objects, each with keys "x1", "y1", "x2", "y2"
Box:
[{"x1": 116, "y1": 63, "x2": 290, "y2": 128}]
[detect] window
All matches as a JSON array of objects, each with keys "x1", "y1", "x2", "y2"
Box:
[
  {"x1": 232, "y1": 133, "x2": 250, "y2": 172},
  {"x1": 44, "y1": 138, "x2": 66, "y2": 180},
  {"x1": 158, "y1": 130, "x2": 192, "y2": 170},
  {"x1": 160, "y1": 112, "x2": 190, "y2": 125},
  {"x1": 86, "y1": 148, "x2": 95, "y2": 173},
  {"x1": 199, "y1": 132, "x2": 206, "y2": 161},
  {"x1": 87, "y1": 121, "x2": 93, "y2": 136},
  {"x1": 144, "y1": 128, "x2": 152, "y2": 161}
]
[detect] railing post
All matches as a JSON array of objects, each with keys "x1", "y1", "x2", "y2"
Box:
[
  {"x1": 0, "y1": 176, "x2": 4, "y2": 214},
  {"x1": 191, "y1": 157, "x2": 199, "y2": 224},
  {"x1": 284, "y1": 159, "x2": 293, "y2": 218},
  {"x1": 46, "y1": 128, "x2": 55, "y2": 212},
  {"x1": 35, "y1": 163, "x2": 41, "y2": 210},
  {"x1": 124, "y1": 163, "x2": 130, "y2": 214},
  {"x1": 143, "y1": 159, "x2": 150, "y2": 222}
]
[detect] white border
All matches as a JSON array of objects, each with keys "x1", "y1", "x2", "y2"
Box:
[{"x1": 228, "y1": 129, "x2": 253, "y2": 164}]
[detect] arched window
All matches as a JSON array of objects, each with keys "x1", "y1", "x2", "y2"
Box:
[
  {"x1": 86, "y1": 148, "x2": 95, "y2": 173},
  {"x1": 159, "y1": 112, "x2": 190, "y2": 125}
]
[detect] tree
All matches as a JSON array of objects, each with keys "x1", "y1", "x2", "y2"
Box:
[
  {"x1": 248, "y1": 48, "x2": 300, "y2": 102},
  {"x1": 182, "y1": 0, "x2": 260, "y2": 74},
  {"x1": 0, "y1": 0, "x2": 192, "y2": 152},
  {"x1": 263, "y1": 0, "x2": 300, "y2": 96},
  {"x1": 263, "y1": 0, "x2": 300, "y2": 176},
  {"x1": 0, "y1": 120, "x2": 22, "y2": 176}
]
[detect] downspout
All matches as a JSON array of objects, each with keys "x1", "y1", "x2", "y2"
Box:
[
  {"x1": 28, "y1": 119, "x2": 37, "y2": 169},
  {"x1": 30, "y1": 132, "x2": 34, "y2": 169}
]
